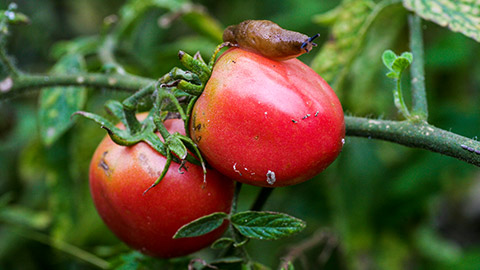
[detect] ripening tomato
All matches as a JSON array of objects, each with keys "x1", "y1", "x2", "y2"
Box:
[
  {"x1": 190, "y1": 48, "x2": 344, "y2": 187},
  {"x1": 89, "y1": 116, "x2": 234, "y2": 258}
]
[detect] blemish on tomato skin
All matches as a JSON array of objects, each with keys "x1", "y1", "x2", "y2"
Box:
[
  {"x1": 99, "y1": 151, "x2": 111, "y2": 176},
  {"x1": 138, "y1": 153, "x2": 158, "y2": 177},
  {"x1": 302, "y1": 114, "x2": 311, "y2": 120},
  {"x1": 266, "y1": 170, "x2": 276, "y2": 185},
  {"x1": 233, "y1": 163, "x2": 242, "y2": 176}
]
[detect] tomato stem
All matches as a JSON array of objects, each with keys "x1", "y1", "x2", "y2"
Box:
[
  {"x1": 250, "y1": 187, "x2": 274, "y2": 211},
  {"x1": 408, "y1": 14, "x2": 428, "y2": 121}
]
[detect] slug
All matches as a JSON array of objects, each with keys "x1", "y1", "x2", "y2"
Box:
[{"x1": 222, "y1": 20, "x2": 319, "y2": 61}]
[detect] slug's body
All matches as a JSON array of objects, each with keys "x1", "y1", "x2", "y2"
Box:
[{"x1": 223, "y1": 20, "x2": 319, "y2": 61}]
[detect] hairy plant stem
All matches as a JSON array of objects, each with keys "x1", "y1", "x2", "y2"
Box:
[
  {"x1": 408, "y1": 14, "x2": 428, "y2": 120},
  {"x1": 227, "y1": 182, "x2": 252, "y2": 266},
  {"x1": 2, "y1": 73, "x2": 480, "y2": 168},
  {"x1": 346, "y1": 116, "x2": 480, "y2": 166},
  {"x1": 0, "y1": 73, "x2": 155, "y2": 100}
]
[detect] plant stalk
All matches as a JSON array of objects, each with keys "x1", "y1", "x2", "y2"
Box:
[{"x1": 408, "y1": 14, "x2": 428, "y2": 120}]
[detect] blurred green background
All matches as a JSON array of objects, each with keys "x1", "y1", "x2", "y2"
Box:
[{"x1": 1, "y1": 0, "x2": 480, "y2": 269}]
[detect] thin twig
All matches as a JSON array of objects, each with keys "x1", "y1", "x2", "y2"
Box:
[{"x1": 280, "y1": 229, "x2": 338, "y2": 270}]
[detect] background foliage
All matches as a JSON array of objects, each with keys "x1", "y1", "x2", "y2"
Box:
[{"x1": 1, "y1": 0, "x2": 480, "y2": 269}]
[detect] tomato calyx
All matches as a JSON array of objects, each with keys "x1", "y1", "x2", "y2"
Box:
[{"x1": 74, "y1": 45, "x2": 230, "y2": 193}]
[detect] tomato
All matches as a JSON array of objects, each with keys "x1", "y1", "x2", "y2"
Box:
[
  {"x1": 89, "y1": 116, "x2": 234, "y2": 258},
  {"x1": 190, "y1": 48, "x2": 345, "y2": 187}
]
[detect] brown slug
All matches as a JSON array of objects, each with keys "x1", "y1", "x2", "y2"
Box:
[{"x1": 222, "y1": 20, "x2": 319, "y2": 61}]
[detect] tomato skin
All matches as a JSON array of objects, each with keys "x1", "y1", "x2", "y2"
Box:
[
  {"x1": 190, "y1": 48, "x2": 345, "y2": 187},
  {"x1": 89, "y1": 118, "x2": 234, "y2": 258}
]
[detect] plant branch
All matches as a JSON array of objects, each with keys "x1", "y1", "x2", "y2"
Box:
[
  {"x1": 408, "y1": 14, "x2": 428, "y2": 120},
  {"x1": 280, "y1": 229, "x2": 338, "y2": 269},
  {"x1": 0, "y1": 73, "x2": 155, "y2": 100},
  {"x1": 345, "y1": 116, "x2": 480, "y2": 166},
  {"x1": 2, "y1": 72, "x2": 480, "y2": 168},
  {"x1": 98, "y1": 34, "x2": 127, "y2": 75},
  {"x1": 250, "y1": 187, "x2": 274, "y2": 211}
]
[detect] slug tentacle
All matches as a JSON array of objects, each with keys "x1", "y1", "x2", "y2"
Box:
[
  {"x1": 300, "y1": 33, "x2": 320, "y2": 52},
  {"x1": 222, "y1": 20, "x2": 319, "y2": 61}
]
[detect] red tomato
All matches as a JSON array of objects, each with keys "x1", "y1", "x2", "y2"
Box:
[
  {"x1": 89, "y1": 116, "x2": 234, "y2": 258},
  {"x1": 190, "y1": 48, "x2": 345, "y2": 187}
]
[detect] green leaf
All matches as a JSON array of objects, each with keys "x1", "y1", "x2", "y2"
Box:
[
  {"x1": 400, "y1": 51, "x2": 413, "y2": 63},
  {"x1": 386, "y1": 71, "x2": 398, "y2": 78},
  {"x1": 173, "y1": 212, "x2": 228, "y2": 239},
  {"x1": 391, "y1": 56, "x2": 412, "y2": 73},
  {"x1": 382, "y1": 50, "x2": 397, "y2": 69},
  {"x1": 403, "y1": 0, "x2": 480, "y2": 42},
  {"x1": 230, "y1": 211, "x2": 306, "y2": 240},
  {"x1": 211, "y1": 237, "x2": 234, "y2": 249},
  {"x1": 382, "y1": 50, "x2": 412, "y2": 76},
  {"x1": 311, "y1": 0, "x2": 374, "y2": 88},
  {"x1": 38, "y1": 54, "x2": 86, "y2": 146},
  {"x1": 210, "y1": 256, "x2": 243, "y2": 264}
]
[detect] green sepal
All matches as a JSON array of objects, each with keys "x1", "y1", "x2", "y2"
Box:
[
  {"x1": 166, "y1": 134, "x2": 188, "y2": 160},
  {"x1": 173, "y1": 212, "x2": 228, "y2": 239},
  {"x1": 104, "y1": 100, "x2": 127, "y2": 125},
  {"x1": 178, "y1": 50, "x2": 211, "y2": 84},
  {"x1": 231, "y1": 211, "x2": 306, "y2": 240},
  {"x1": 143, "y1": 150, "x2": 172, "y2": 195},
  {"x1": 73, "y1": 111, "x2": 140, "y2": 146}
]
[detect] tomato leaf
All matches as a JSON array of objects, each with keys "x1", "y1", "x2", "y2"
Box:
[
  {"x1": 38, "y1": 54, "x2": 86, "y2": 146},
  {"x1": 382, "y1": 49, "x2": 397, "y2": 69},
  {"x1": 311, "y1": 0, "x2": 374, "y2": 88},
  {"x1": 173, "y1": 212, "x2": 228, "y2": 239},
  {"x1": 382, "y1": 50, "x2": 412, "y2": 78},
  {"x1": 211, "y1": 237, "x2": 234, "y2": 249},
  {"x1": 403, "y1": 0, "x2": 480, "y2": 42},
  {"x1": 391, "y1": 54, "x2": 412, "y2": 74},
  {"x1": 230, "y1": 211, "x2": 306, "y2": 240},
  {"x1": 210, "y1": 256, "x2": 243, "y2": 264}
]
